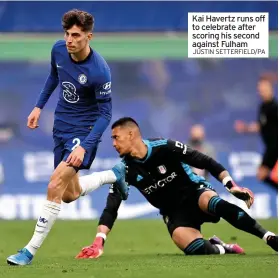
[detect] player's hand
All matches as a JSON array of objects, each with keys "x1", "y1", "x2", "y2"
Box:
[
  {"x1": 27, "y1": 107, "x2": 41, "y2": 129},
  {"x1": 234, "y1": 120, "x2": 247, "y2": 133},
  {"x1": 226, "y1": 180, "x2": 254, "y2": 209},
  {"x1": 66, "y1": 146, "x2": 86, "y2": 167},
  {"x1": 75, "y1": 238, "x2": 104, "y2": 259}
]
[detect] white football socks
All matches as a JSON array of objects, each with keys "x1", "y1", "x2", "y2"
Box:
[
  {"x1": 215, "y1": 244, "x2": 226, "y2": 254},
  {"x1": 24, "y1": 170, "x2": 117, "y2": 256},
  {"x1": 79, "y1": 170, "x2": 117, "y2": 196},
  {"x1": 96, "y1": 232, "x2": 107, "y2": 241},
  {"x1": 25, "y1": 200, "x2": 61, "y2": 255},
  {"x1": 263, "y1": 231, "x2": 275, "y2": 243}
]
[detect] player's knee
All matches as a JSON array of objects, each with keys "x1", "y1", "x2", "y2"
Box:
[
  {"x1": 62, "y1": 191, "x2": 80, "y2": 203},
  {"x1": 198, "y1": 190, "x2": 218, "y2": 212},
  {"x1": 47, "y1": 174, "x2": 65, "y2": 195},
  {"x1": 48, "y1": 176, "x2": 62, "y2": 189},
  {"x1": 62, "y1": 196, "x2": 73, "y2": 203}
]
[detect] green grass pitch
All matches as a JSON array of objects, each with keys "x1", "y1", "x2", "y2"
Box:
[{"x1": 0, "y1": 219, "x2": 277, "y2": 278}]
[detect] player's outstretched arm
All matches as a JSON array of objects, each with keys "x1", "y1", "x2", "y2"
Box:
[
  {"x1": 218, "y1": 171, "x2": 254, "y2": 208},
  {"x1": 76, "y1": 188, "x2": 122, "y2": 259},
  {"x1": 168, "y1": 139, "x2": 226, "y2": 180},
  {"x1": 66, "y1": 95, "x2": 112, "y2": 166},
  {"x1": 80, "y1": 70, "x2": 112, "y2": 153},
  {"x1": 34, "y1": 46, "x2": 59, "y2": 111},
  {"x1": 168, "y1": 140, "x2": 254, "y2": 208},
  {"x1": 27, "y1": 107, "x2": 41, "y2": 129},
  {"x1": 79, "y1": 99, "x2": 112, "y2": 152},
  {"x1": 27, "y1": 46, "x2": 59, "y2": 130}
]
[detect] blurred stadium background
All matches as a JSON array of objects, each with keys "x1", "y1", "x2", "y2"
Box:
[{"x1": 0, "y1": 1, "x2": 277, "y2": 223}]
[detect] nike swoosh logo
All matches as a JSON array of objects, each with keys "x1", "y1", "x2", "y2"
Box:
[
  {"x1": 36, "y1": 224, "x2": 45, "y2": 228},
  {"x1": 56, "y1": 64, "x2": 62, "y2": 68},
  {"x1": 118, "y1": 202, "x2": 158, "y2": 219}
]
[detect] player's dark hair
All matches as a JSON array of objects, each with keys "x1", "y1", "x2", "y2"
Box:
[
  {"x1": 62, "y1": 9, "x2": 94, "y2": 32},
  {"x1": 111, "y1": 117, "x2": 139, "y2": 129}
]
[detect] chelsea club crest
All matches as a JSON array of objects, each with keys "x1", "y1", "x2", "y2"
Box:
[{"x1": 78, "y1": 74, "x2": 87, "y2": 84}]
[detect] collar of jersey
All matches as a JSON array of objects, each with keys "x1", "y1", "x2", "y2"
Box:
[{"x1": 69, "y1": 47, "x2": 93, "y2": 64}]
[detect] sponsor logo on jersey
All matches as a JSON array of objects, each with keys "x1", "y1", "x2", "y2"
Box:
[
  {"x1": 99, "y1": 81, "x2": 112, "y2": 96},
  {"x1": 78, "y1": 74, "x2": 87, "y2": 84},
  {"x1": 103, "y1": 82, "x2": 111, "y2": 90},
  {"x1": 158, "y1": 165, "x2": 167, "y2": 174},
  {"x1": 100, "y1": 91, "x2": 111, "y2": 95},
  {"x1": 142, "y1": 172, "x2": 177, "y2": 195},
  {"x1": 62, "y1": 81, "x2": 79, "y2": 103}
]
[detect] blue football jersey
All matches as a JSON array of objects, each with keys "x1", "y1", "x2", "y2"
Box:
[{"x1": 35, "y1": 40, "x2": 112, "y2": 151}]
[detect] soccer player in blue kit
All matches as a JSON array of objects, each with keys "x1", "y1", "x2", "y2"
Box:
[{"x1": 7, "y1": 9, "x2": 119, "y2": 265}]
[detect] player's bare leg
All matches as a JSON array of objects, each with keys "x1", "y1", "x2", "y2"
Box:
[
  {"x1": 22, "y1": 164, "x2": 121, "y2": 255},
  {"x1": 171, "y1": 227, "x2": 234, "y2": 255},
  {"x1": 172, "y1": 227, "x2": 203, "y2": 250},
  {"x1": 62, "y1": 173, "x2": 81, "y2": 203},
  {"x1": 46, "y1": 161, "x2": 77, "y2": 202},
  {"x1": 7, "y1": 162, "x2": 77, "y2": 265},
  {"x1": 198, "y1": 190, "x2": 278, "y2": 252},
  {"x1": 24, "y1": 162, "x2": 76, "y2": 252}
]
